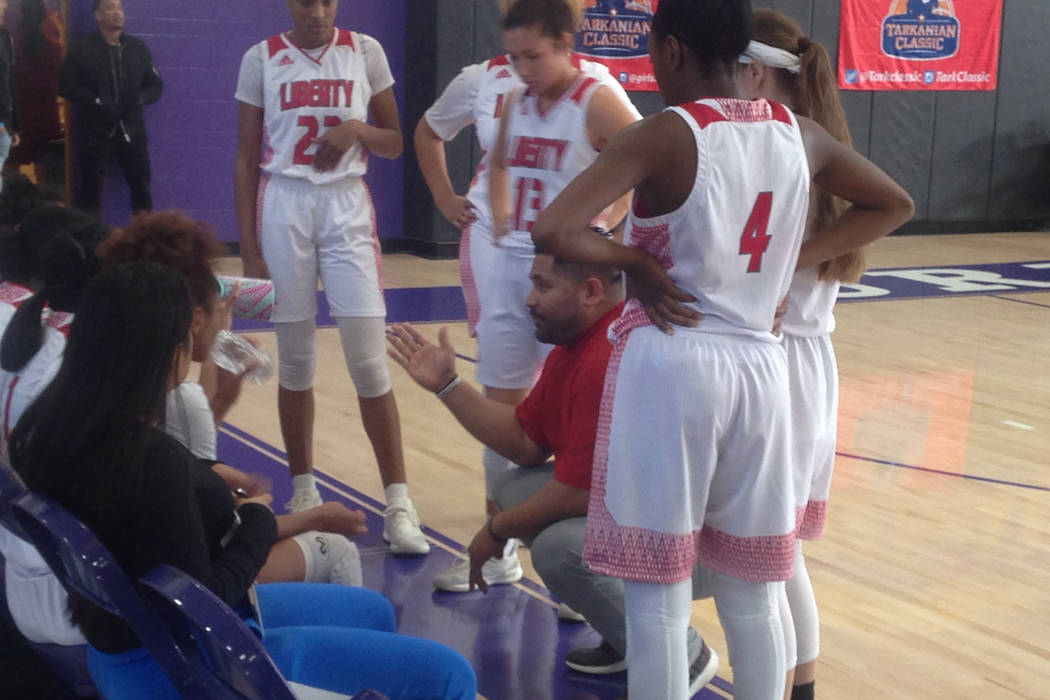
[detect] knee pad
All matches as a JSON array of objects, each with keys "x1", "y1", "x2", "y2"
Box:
[
  {"x1": 276, "y1": 320, "x2": 316, "y2": 391},
  {"x1": 336, "y1": 317, "x2": 392, "y2": 398},
  {"x1": 291, "y1": 531, "x2": 361, "y2": 586}
]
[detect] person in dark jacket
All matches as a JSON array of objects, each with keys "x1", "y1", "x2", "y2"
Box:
[
  {"x1": 0, "y1": 0, "x2": 22, "y2": 194},
  {"x1": 58, "y1": 0, "x2": 162, "y2": 214}
]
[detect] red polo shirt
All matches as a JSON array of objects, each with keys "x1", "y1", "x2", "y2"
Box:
[{"x1": 514, "y1": 302, "x2": 624, "y2": 489}]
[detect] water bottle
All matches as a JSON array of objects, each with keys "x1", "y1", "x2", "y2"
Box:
[{"x1": 211, "y1": 330, "x2": 273, "y2": 383}]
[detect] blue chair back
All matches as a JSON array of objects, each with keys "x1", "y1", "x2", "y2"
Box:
[
  {"x1": 139, "y1": 564, "x2": 297, "y2": 700},
  {"x1": 11, "y1": 491, "x2": 208, "y2": 699},
  {"x1": 140, "y1": 566, "x2": 388, "y2": 700}
]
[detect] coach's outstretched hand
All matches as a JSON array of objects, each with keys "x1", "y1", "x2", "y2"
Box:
[{"x1": 387, "y1": 323, "x2": 457, "y2": 393}]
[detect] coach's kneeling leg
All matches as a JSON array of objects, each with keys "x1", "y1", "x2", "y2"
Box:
[{"x1": 531, "y1": 517, "x2": 628, "y2": 656}]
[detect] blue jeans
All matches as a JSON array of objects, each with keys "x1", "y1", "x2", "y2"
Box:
[
  {"x1": 86, "y1": 583, "x2": 477, "y2": 700},
  {"x1": 0, "y1": 127, "x2": 11, "y2": 195}
]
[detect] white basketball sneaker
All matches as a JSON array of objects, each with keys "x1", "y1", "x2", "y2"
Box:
[
  {"x1": 382, "y1": 501, "x2": 430, "y2": 555},
  {"x1": 432, "y1": 552, "x2": 523, "y2": 592}
]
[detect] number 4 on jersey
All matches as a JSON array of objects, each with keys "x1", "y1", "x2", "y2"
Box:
[{"x1": 739, "y1": 191, "x2": 773, "y2": 273}]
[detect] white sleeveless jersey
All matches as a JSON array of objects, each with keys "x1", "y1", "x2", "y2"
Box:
[
  {"x1": 236, "y1": 30, "x2": 392, "y2": 184},
  {"x1": 501, "y1": 74, "x2": 605, "y2": 250},
  {"x1": 424, "y1": 57, "x2": 639, "y2": 231},
  {"x1": 0, "y1": 283, "x2": 71, "y2": 464},
  {"x1": 781, "y1": 265, "x2": 840, "y2": 337},
  {"x1": 626, "y1": 98, "x2": 810, "y2": 341}
]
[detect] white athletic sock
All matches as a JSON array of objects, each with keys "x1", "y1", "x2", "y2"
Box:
[
  {"x1": 384, "y1": 482, "x2": 409, "y2": 507},
  {"x1": 292, "y1": 473, "x2": 317, "y2": 492},
  {"x1": 502, "y1": 537, "x2": 519, "y2": 559},
  {"x1": 292, "y1": 531, "x2": 362, "y2": 586}
]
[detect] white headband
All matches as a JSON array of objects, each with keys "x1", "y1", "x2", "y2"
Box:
[{"x1": 738, "y1": 40, "x2": 802, "y2": 74}]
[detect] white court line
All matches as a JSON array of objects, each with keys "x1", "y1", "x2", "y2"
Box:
[{"x1": 1002, "y1": 420, "x2": 1035, "y2": 431}]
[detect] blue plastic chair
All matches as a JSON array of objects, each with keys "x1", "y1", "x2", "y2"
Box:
[
  {"x1": 0, "y1": 464, "x2": 98, "y2": 696},
  {"x1": 10, "y1": 490, "x2": 212, "y2": 699},
  {"x1": 140, "y1": 564, "x2": 388, "y2": 700}
]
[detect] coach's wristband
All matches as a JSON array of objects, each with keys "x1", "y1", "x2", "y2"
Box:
[
  {"x1": 487, "y1": 516, "x2": 508, "y2": 543},
  {"x1": 436, "y1": 374, "x2": 462, "y2": 400}
]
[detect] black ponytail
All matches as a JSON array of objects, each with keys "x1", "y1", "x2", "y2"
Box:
[{"x1": 0, "y1": 211, "x2": 109, "y2": 372}]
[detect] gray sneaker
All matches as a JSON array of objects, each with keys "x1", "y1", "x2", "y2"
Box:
[
  {"x1": 613, "y1": 641, "x2": 719, "y2": 698},
  {"x1": 565, "y1": 640, "x2": 626, "y2": 675}
]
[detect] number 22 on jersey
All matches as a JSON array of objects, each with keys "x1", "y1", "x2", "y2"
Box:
[
  {"x1": 293, "y1": 115, "x2": 343, "y2": 165},
  {"x1": 740, "y1": 191, "x2": 773, "y2": 273}
]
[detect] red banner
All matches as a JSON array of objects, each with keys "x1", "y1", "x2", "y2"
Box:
[
  {"x1": 573, "y1": 0, "x2": 659, "y2": 92},
  {"x1": 838, "y1": 0, "x2": 1002, "y2": 91}
]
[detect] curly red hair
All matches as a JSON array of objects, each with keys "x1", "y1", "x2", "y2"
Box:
[{"x1": 98, "y1": 210, "x2": 227, "y2": 311}]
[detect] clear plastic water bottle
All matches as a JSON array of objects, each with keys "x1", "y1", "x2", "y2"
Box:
[{"x1": 211, "y1": 330, "x2": 273, "y2": 383}]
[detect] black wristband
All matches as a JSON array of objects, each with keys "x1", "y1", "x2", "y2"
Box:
[{"x1": 486, "y1": 516, "x2": 507, "y2": 543}]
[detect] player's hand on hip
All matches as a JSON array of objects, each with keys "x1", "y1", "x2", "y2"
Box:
[
  {"x1": 627, "y1": 252, "x2": 701, "y2": 335},
  {"x1": 438, "y1": 194, "x2": 477, "y2": 230},
  {"x1": 312, "y1": 119, "x2": 359, "y2": 173},
  {"x1": 387, "y1": 323, "x2": 457, "y2": 393},
  {"x1": 772, "y1": 295, "x2": 789, "y2": 337}
]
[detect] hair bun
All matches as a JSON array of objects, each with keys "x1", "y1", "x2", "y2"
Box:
[{"x1": 797, "y1": 36, "x2": 813, "y2": 54}]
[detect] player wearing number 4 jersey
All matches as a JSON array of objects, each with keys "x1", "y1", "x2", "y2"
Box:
[
  {"x1": 235, "y1": 0, "x2": 429, "y2": 555},
  {"x1": 532, "y1": 1, "x2": 914, "y2": 698}
]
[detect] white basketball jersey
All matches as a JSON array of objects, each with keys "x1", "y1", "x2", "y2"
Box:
[
  {"x1": 502, "y1": 74, "x2": 604, "y2": 250},
  {"x1": 781, "y1": 266, "x2": 840, "y2": 337},
  {"x1": 0, "y1": 283, "x2": 71, "y2": 463},
  {"x1": 626, "y1": 98, "x2": 810, "y2": 341},
  {"x1": 251, "y1": 30, "x2": 377, "y2": 184},
  {"x1": 425, "y1": 56, "x2": 638, "y2": 232}
]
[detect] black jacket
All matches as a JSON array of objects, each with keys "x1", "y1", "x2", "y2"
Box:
[
  {"x1": 0, "y1": 28, "x2": 18, "y2": 133},
  {"x1": 58, "y1": 31, "x2": 162, "y2": 140}
]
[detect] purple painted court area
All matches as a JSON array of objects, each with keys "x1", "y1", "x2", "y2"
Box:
[{"x1": 217, "y1": 425, "x2": 730, "y2": 700}]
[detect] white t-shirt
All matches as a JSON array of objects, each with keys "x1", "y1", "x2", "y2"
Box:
[
  {"x1": 165, "y1": 381, "x2": 218, "y2": 461},
  {"x1": 235, "y1": 29, "x2": 394, "y2": 184},
  {"x1": 424, "y1": 56, "x2": 640, "y2": 232}
]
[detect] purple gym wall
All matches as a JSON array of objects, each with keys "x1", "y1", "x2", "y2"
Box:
[{"x1": 70, "y1": 0, "x2": 407, "y2": 243}]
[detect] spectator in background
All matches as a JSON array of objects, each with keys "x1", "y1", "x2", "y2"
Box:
[
  {"x1": 0, "y1": 0, "x2": 21, "y2": 194},
  {"x1": 11, "y1": 0, "x2": 64, "y2": 188},
  {"x1": 59, "y1": 0, "x2": 161, "y2": 215}
]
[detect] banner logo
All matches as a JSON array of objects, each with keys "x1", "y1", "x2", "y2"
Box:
[
  {"x1": 574, "y1": 0, "x2": 660, "y2": 91},
  {"x1": 577, "y1": 1, "x2": 653, "y2": 59},
  {"x1": 882, "y1": 0, "x2": 960, "y2": 60}
]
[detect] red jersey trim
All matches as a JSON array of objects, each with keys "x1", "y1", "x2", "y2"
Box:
[
  {"x1": 571, "y1": 76, "x2": 599, "y2": 104},
  {"x1": 679, "y1": 99, "x2": 794, "y2": 129},
  {"x1": 488, "y1": 54, "x2": 511, "y2": 68},
  {"x1": 266, "y1": 34, "x2": 284, "y2": 59},
  {"x1": 336, "y1": 28, "x2": 355, "y2": 50}
]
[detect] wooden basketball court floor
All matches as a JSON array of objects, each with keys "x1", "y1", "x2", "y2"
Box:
[{"x1": 217, "y1": 231, "x2": 1050, "y2": 700}]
